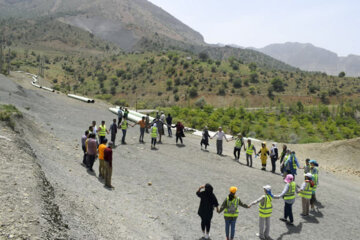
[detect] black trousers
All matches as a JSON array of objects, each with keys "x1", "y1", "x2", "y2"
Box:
[
  {"x1": 151, "y1": 138, "x2": 157, "y2": 146},
  {"x1": 284, "y1": 202, "x2": 294, "y2": 223},
  {"x1": 176, "y1": 134, "x2": 183, "y2": 144},
  {"x1": 118, "y1": 117, "x2": 122, "y2": 127},
  {"x1": 87, "y1": 154, "x2": 96, "y2": 170},
  {"x1": 246, "y1": 154, "x2": 253, "y2": 167},
  {"x1": 271, "y1": 157, "x2": 277, "y2": 172},
  {"x1": 234, "y1": 147, "x2": 241, "y2": 159},
  {"x1": 201, "y1": 216, "x2": 212, "y2": 233}
]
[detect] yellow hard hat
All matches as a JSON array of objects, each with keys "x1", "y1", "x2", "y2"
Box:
[
  {"x1": 229, "y1": 186, "x2": 237, "y2": 194},
  {"x1": 262, "y1": 142, "x2": 266, "y2": 145}
]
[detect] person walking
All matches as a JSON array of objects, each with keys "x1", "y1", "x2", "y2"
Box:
[
  {"x1": 284, "y1": 151, "x2": 301, "y2": 180},
  {"x1": 166, "y1": 113, "x2": 173, "y2": 137},
  {"x1": 86, "y1": 133, "x2": 97, "y2": 172},
  {"x1": 110, "y1": 119, "x2": 117, "y2": 146},
  {"x1": 249, "y1": 185, "x2": 273, "y2": 240},
  {"x1": 98, "y1": 121, "x2": 109, "y2": 146},
  {"x1": 98, "y1": 138, "x2": 107, "y2": 179},
  {"x1": 117, "y1": 107, "x2": 123, "y2": 128},
  {"x1": 104, "y1": 142, "x2": 114, "y2": 189},
  {"x1": 297, "y1": 173, "x2": 314, "y2": 216},
  {"x1": 230, "y1": 133, "x2": 244, "y2": 161},
  {"x1": 196, "y1": 184, "x2": 219, "y2": 240},
  {"x1": 211, "y1": 127, "x2": 229, "y2": 155},
  {"x1": 274, "y1": 174, "x2": 296, "y2": 225},
  {"x1": 218, "y1": 187, "x2": 249, "y2": 240},
  {"x1": 120, "y1": 117, "x2": 129, "y2": 144},
  {"x1": 200, "y1": 126, "x2": 211, "y2": 150},
  {"x1": 257, "y1": 142, "x2": 269, "y2": 171},
  {"x1": 270, "y1": 143, "x2": 279, "y2": 173},
  {"x1": 245, "y1": 139, "x2": 256, "y2": 167},
  {"x1": 173, "y1": 121, "x2": 185, "y2": 145},
  {"x1": 133, "y1": 116, "x2": 147, "y2": 143},
  {"x1": 279, "y1": 145, "x2": 288, "y2": 175},
  {"x1": 81, "y1": 130, "x2": 89, "y2": 166},
  {"x1": 310, "y1": 160, "x2": 319, "y2": 211},
  {"x1": 150, "y1": 123, "x2": 158, "y2": 149}
]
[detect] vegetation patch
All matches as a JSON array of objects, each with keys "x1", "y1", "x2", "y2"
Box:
[{"x1": 0, "y1": 105, "x2": 23, "y2": 129}]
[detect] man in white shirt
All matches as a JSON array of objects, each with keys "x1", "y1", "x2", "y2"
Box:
[{"x1": 211, "y1": 127, "x2": 229, "y2": 155}]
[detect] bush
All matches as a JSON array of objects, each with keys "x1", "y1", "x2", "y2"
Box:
[
  {"x1": 195, "y1": 97, "x2": 206, "y2": 108},
  {"x1": 188, "y1": 87, "x2": 198, "y2": 98},
  {"x1": 233, "y1": 78, "x2": 242, "y2": 88},
  {"x1": 271, "y1": 78, "x2": 285, "y2": 92}
]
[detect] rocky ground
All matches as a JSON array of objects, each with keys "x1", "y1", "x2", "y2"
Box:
[{"x1": 0, "y1": 72, "x2": 360, "y2": 240}]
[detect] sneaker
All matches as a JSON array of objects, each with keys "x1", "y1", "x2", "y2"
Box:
[
  {"x1": 279, "y1": 218, "x2": 287, "y2": 222},
  {"x1": 256, "y1": 233, "x2": 265, "y2": 239},
  {"x1": 286, "y1": 222, "x2": 294, "y2": 226}
]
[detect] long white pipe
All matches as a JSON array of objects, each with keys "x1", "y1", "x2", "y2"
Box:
[{"x1": 67, "y1": 94, "x2": 95, "y2": 103}]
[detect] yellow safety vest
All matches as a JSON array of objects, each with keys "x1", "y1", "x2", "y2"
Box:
[
  {"x1": 284, "y1": 182, "x2": 296, "y2": 200},
  {"x1": 259, "y1": 195, "x2": 272, "y2": 218},
  {"x1": 98, "y1": 125, "x2": 106, "y2": 136},
  {"x1": 151, "y1": 127, "x2": 158, "y2": 138},
  {"x1": 224, "y1": 197, "x2": 239, "y2": 218},
  {"x1": 311, "y1": 167, "x2": 319, "y2": 192},
  {"x1": 246, "y1": 144, "x2": 254, "y2": 155},
  {"x1": 235, "y1": 138, "x2": 243, "y2": 148},
  {"x1": 121, "y1": 120, "x2": 128, "y2": 130},
  {"x1": 299, "y1": 182, "x2": 313, "y2": 199}
]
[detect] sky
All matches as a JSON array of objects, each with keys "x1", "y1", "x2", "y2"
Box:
[{"x1": 148, "y1": 0, "x2": 360, "y2": 56}]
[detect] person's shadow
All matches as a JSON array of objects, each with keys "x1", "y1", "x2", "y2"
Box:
[{"x1": 276, "y1": 222, "x2": 303, "y2": 240}]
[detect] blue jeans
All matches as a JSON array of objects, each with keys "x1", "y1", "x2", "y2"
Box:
[{"x1": 225, "y1": 218, "x2": 237, "y2": 239}]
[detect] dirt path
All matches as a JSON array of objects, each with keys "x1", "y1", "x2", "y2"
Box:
[{"x1": 1, "y1": 72, "x2": 360, "y2": 240}]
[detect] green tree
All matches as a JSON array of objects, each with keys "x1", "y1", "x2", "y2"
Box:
[
  {"x1": 271, "y1": 78, "x2": 285, "y2": 92},
  {"x1": 338, "y1": 71, "x2": 346, "y2": 78},
  {"x1": 249, "y1": 62, "x2": 257, "y2": 72}
]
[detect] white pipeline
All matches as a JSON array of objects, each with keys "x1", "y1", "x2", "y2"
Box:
[{"x1": 67, "y1": 94, "x2": 95, "y2": 103}]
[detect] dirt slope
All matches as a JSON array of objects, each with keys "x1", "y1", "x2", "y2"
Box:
[{"x1": 1, "y1": 72, "x2": 360, "y2": 240}]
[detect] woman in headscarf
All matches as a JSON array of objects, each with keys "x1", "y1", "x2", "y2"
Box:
[
  {"x1": 196, "y1": 184, "x2": 219, "y2": 240},
  {"x1": 201, "y1": 126, "x2": 211, "y2": 150}
]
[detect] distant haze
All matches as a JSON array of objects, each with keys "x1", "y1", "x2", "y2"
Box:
[{"x1": 148, "y1": 0, "x2": 360, "y2": 56}]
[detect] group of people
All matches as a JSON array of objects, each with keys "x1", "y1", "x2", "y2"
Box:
[
  {"x1": 81, "y1": 120, "x2": 115, "y2": 188},
  {"x1": 79, "y1": 109, "x2": 320, "y2": 239},
  {"x1": 117, "y1": 108, "x2": 186, "y2": 149},
  {"x1": 196, "y1": 159, "x2": 319, "y2": 240},
  {"x1": 202, "y1": 126, "x2": 305, "y2": 177},
  {"x1": 80, "y1": 109, "x2": 187, "y2": 188}
]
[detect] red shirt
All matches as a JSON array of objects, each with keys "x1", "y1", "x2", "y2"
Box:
[{"x1": 104, "y1": 147, "x2": 113, "y2": 167}]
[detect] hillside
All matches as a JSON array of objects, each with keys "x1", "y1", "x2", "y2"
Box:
[
  {"x1": 1, "y1": 73, "x2": 360, "y2": 239},
  {"x1": 0, "y1": 0, "x2": 297, "y2": 71},
  {"x1": 256, "y1": 42, "x2": 360, "y2": 77},
  {"x1": 0, "y1": 0, "x2": 205, "y2": 50}
]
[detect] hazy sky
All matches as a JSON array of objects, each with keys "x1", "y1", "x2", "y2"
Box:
[{"x1": 148, "y1": 0, "x2": 360, "y2": 56}]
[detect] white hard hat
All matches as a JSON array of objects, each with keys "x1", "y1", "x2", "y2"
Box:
[
  {"x1": 263, "y1": 185, "x2": 271, "y2": 191},
  {"x1": 305, "y1": 173, "x2": 313, "y2": 178}
]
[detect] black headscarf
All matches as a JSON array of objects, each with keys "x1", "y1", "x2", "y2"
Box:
[{"x1": 204, "y1": 183, "x2": 213, "y2": 194}]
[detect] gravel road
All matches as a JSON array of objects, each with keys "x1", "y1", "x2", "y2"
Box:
[{"x1": 1, "y1": 72, "x2": 360, "y2": 240}]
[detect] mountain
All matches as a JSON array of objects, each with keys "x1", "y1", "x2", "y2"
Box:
[
  {"x1": 0, "y1": 0, "x2": 297, "y2": 71},
  {"x1": 0, "y1": 0, "x2": 205, "y2": 50},
  {"x1": 255, "y1": 42, "x2": 360, "y2": 77}
]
